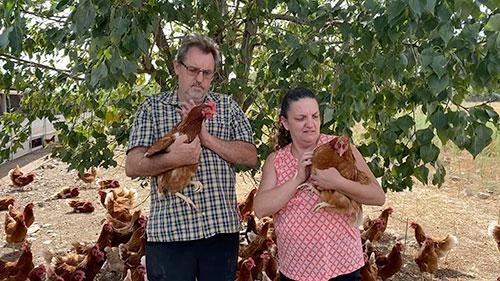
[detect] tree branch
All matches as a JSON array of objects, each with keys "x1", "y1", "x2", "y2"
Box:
[
  {"x1": 0, "y1": 53, "x2": 83, "y2": 80},
  {"x1": 269, "y1": 13, "x2": 312, "y2": 25},
  {"x1": 21, "y1": 9, "x2": 68, "y2": 24},
  {"x1": 153, "y1": 19, "x2": 172, "y2": 91},
  {"x1": 234, "y1": 8, "x2": 258, "y2": 108}
]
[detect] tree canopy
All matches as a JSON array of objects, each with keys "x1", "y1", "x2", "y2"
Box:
[{"x1": 1, "y1": 0, "x2": 499, "y2": 191}]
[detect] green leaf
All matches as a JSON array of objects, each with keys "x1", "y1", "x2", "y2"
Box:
[
  {"x1": 481, "y1": 0, "x2": 499, "y2": 10},
  {"x1": 431, "y1": 160, "x2": 446, "y2": 187},
  {"x1": 287, "y1": 0, "x2": 300, "y2": 14},
  {"x1": 73, "y1": 0, "x2": 96, "y2": 34},
  {"x1": 395, "y1": 162, "x2": 413, "y2": 177},
  {"x1": 438, "y1": 23, "x2": 453, "y2": 46},
  {"x1": 420, "y1": 143, "x2": 439, "y2": 163},
  {"x1": 416, "y1": 128, "x2": 434, "y2": 144},
  {"x1": 424, "y1": 0, "x2": 436, "y2": 15},
  {"x1": 285, "y1": 33, "x2": 299, "y2": 48},
  {"x1": 430, "y1": 55, "x2": 447, "y2": 79},
  {"x1": 110, "y1": 8, "x2": 130, "y2": 41},
  {"x1": 429, "y1": 108, "x2": 448, "y2": 129},
  {"x1": 408, "y1": 0, "x2": 423, "y2": 18},
  {"x1": 0, "y1": 27, "x2": 12, "y2": 48},
  {"x1": 323, "y1": 106, "x2": 335, "y2": 124},
  {"x1": 383, "y1": 130, "x2": 398, "y2": 143},
  {"x1": 90, "y1": 62, "x2": 108, "y2": 88},
  {"x1": 428, "y1": 74, "x2": 449, "y2": 95},
  {"x1": 414, "y1": 165, "x2": 429, "y2": 184},
  {"x1": 35, "y1": 69, "x2": 43, "y2": 80},
  {"x1": 56, "y1": 0, "x2": 72, "y2": 10},
  {"x1": 420, "y1": 48, "x2": 434, "y2": 67},
  {"x1": 467, "y1": 124, "x2": 493, "y2": 158},
  {"x1": 395, "y1": 115, "x2": 415, "y2": 131},
  {"x1": 364, "y1": 0, "x2": 380, "y2": 11},
  {"x1": 358, "y1": 142, "x2": 378, "y2": 156},
  {"x1": 8, "y1": 24, "x2": 23, "y2": 55},
  {"x1": 387, "y1": 0, "x2": 405, "y2": 23},
  {"x1": 485, "y1": 14, "x2": 500, "y2": 32}
]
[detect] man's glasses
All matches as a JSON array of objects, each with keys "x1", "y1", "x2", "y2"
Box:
[{"x1": 179, "y1": 61, "x2": 215, "y2": 80}]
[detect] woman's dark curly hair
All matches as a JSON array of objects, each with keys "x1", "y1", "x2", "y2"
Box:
[{"x1": 273, "y1": 88, "x2": 317, "y2": 150}]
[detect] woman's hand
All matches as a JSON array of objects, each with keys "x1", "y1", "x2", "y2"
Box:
[
  {"x1": 310, "y1": 167, "x2": 346, "y2": 191},
  {"x1": 294, "y1": 152, "x2": 313, "y2": 183}
]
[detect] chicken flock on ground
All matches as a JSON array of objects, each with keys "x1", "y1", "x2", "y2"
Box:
[
  {"x1": 1, "y1": 158, "x2": 497, "y2": 280},
  {"x1": 1, "y1": 165, "x2": 147, "y2": 281}
]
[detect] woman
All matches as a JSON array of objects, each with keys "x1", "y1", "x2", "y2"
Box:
[{"x1": 253, "y1": 88, "x2": 385, "y2": 281}]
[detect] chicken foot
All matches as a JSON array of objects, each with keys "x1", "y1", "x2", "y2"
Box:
[
  {"x1": 312, "y1": 201, "x2": 334, "y2": 213},
  {"x1": 188, "y1": 180, "x2": 204, "y2": 193},
  {"x1": 296, "y1": 182, "x2": 320, "y2": 195},
  {"x1": 174, "y1": 192, "x2": 199, "y2": 211},
  {"x1": 312, "y1": 202, "x2": 364, "y2": 226}
]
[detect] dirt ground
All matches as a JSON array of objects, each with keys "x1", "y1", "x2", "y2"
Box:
[{"x1": 0, "y1": 144, "x2": 499, "y2": 280}]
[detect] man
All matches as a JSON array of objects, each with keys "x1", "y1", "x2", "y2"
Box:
[{"x1": 125, "y1": 34, "x2": 257, "y2": 281}]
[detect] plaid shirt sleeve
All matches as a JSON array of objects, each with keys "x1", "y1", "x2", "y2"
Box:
[
  {"x1": 127, "y1": 97, "x2": 155, "y2": 152},
  {"x1": 229, "y1": 98, "x2": 255, "y2": 144}
]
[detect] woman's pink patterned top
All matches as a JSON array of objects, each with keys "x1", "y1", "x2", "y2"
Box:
[{"x1": 273, "y1": 134, "x2": 364, "y2": 280}]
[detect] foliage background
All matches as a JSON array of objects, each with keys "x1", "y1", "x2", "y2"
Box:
[{"x1": 1, "y1": 0, "x2": 499, "y2": 191}]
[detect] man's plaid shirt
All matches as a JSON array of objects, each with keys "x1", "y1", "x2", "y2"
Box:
[{"x1": 127, "y1": 90, "x2": 255, "y2": 242}]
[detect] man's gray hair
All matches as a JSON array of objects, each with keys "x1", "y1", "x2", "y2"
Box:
[{"x1": 176, "y1": 34, "x2": 221, "y2": 70}]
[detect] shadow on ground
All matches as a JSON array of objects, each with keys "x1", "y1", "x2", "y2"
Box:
[{"x1": 0, "y1": 149, "x2": 50, "y2": 179}]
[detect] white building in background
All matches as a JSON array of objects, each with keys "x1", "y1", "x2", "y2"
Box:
[{"x1": 0, "y1": 90, "x2": 57, "y2": 161}]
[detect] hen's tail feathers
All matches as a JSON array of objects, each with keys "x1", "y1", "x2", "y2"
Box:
[
  {"x1": 354, "y1": 208, "x2": 364, "y2": 228},
  {"x1": 488, "y1": 221, "x2": 499, "y2": 237},
  {"x1": 104, "y1": 192, "x2": 114, "y2": 207},
  {"x1": 42, "y1": 249, "x2": 55, "y2": 264},
  {"x1": 446, "y1": 234, "x2": 459, "y2": 248}
]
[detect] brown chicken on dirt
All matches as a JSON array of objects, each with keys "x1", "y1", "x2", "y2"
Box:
[
  {"x1": 77, "y1": 167, "x2": 97, "y2": 187},
  {"x1": 376, "y1": 240, "x2": 404, "y2": 280},
  {"x1": 361, "y1": 218, "x2": 384, "y2": 243},
  {"x1": 4, "y1": 205, "x2": 28, "y2": 244},
  {"x1": 9, "y1": 165, "x2": 36, "y2": 188},
  {"x1": 109, "y1": 187, "x2": 137, "y2": 208},
  {"x1": 0, "y1": 196, "x2": 16, "y2": 211},
  {"x1": 488, "y1": 219, "x2": 500, "y2": 252},
  {"x1": 9, "y1": 202, "x2": 35, "y2": 228},
  {"x1": 104, "y1": 192, "x2": 132, "y2": 222},
  {"x1": 53, "y1": 245, "x2": 105, "y2": 281},
  {"x1": 360, "y1": 252, "x2": 378, "y2": 281},
  {"x1": 46, "y1": 251, "x2": 86, "y2": 269},
  {"x1": 239, "y1": 187, "x2": 257, "y2": 218},
  {"x1": 51, "y1": 187, "x2": 80, "y2": 199},
  {"x1": 410, "y1": 221, "x2": 458, "y2": 258},
  {"x1": 109, "y1": 212, "x2": 147, "y2": 247},
  {"x1": 144, "y1": 100, "x2": 216, "y2": 210},
  {"x1": 26, "y1": 264, "x2": 47, "y2": 281},
  {"x1": 0, "y1": 241, "x2": 34, "y2": 279},
  {"x1": 240, "y1": 235, "x2": 274, "y2": 261},
  {"x1": 236, "y1": 257, "x2": 256, "y2": 281},
  {"x1": 363, "y1": 207, "x2": 393, "y2": 233},
  {"x1": 67, "y1": 200, "x2": 95, "y2": 213},
  {"x1": 97, "y1": 179, "x2": 120, "y2": 189},
  {"x1": 299, "y1": 134, "x2": 370, "y2": 223},
  {"x1": 123, "y1": 264, "x2": 147, "y2": 281},
  {"x1": 415, "y1": 236, "x2": 439, "y2": 276}
]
